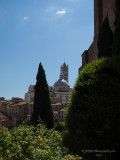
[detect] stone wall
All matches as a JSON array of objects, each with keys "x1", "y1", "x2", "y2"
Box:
[{"x1": 102, "y1": 0, "x2": 115, "y2": 31}]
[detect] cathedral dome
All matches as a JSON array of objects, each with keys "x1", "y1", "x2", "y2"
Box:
[{"x1": 54, "y1": 78, "x2": 69, "y2": 87}]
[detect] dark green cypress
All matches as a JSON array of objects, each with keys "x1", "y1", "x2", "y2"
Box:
[
  {"x1": 113, "y1": 0, "x2": 120, "y2": 56},
  {"x1": 31, "y1": 62, "x2": 54, "y2": 128},
  {"x1": 97, "y1": 16, "x2": 114, "y2": 58}
]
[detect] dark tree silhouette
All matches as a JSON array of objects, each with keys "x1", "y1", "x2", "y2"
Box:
[
  {"x1": 31, "y1": 62, "x2": 54, "y2": 128},
  {"x1": 97, "y1": 16, "x2": 114, "y2": 58}
]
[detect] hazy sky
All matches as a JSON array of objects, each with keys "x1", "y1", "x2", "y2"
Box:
[{"x1": 0, "y1": 0, "x2": 94, "y2": 99}]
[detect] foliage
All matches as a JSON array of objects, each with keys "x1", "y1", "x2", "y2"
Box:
[
  {"x1": 55, "y1": 121, "x2": 66, "y2": 132},
  {"x1": 113, "y1": 0, "x2": 120, "y2": 56},
  {"x1": 0, "y1": 123, "x2": 82, "y2": 160},
  {"x1": 63, "y1": 57, "x2": 120, "y2": 160},
  {"x1": 97, "y1": 16, "x2": 114, "y2": 58},
  {"x1": 31, "y1": 62, "x2": 54, "y2": 128},
  {"x1": 0, "y1": 125, "x2": 12, "y2": 159}
]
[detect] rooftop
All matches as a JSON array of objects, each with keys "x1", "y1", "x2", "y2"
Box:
[{"x1": 54, "y1": 78, "x2": 69, "y2": 87}]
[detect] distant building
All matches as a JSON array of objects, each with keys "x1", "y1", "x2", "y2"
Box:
[
  {"x1": 79, "y1": 0, "x2": 115, "y2": 72},
  {"x1": 0, "y1": 97, "x2": 32, "y2": 129},
  {"x1": 25, "y1": 85, "x2": 34, "y2": 103}
]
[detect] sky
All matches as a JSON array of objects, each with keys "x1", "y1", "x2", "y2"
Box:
[{"x1": 0, "y1": 0, "x2": 94, "y2": 100}]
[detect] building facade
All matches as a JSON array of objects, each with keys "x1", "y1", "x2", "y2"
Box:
[
  {"x1": 79, "y1": 0, "x2": 115, "y2": 72},
  {"x1": 0, "y1": 97, "x2": 32, "y2": 128}
]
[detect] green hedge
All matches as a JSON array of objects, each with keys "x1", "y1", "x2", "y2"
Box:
[{"x1": 63, "y1": 57, "x2": 120, "y2": 160}]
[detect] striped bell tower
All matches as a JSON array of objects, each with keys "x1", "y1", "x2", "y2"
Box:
[{"x1": 60, "y1": 62, "x2": 68, "y2": 82}]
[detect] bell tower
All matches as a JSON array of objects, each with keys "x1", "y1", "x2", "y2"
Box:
[{"x1": 60, "y1": 62, "x2": 68, "y2": 82}]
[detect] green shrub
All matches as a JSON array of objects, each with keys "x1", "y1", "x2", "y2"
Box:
[
  {"x1": 63, "y1": 57, "x2": 120, "y2": 160},
  {"x1": 55, "y1": 121, "x2": 66, "y2": 132},
  {"x1": 0, "y1": 125, "x2": 12, "y2": 159},
  {"x1": 0, "y1": 123, "x2": 82, "y2": 160}
]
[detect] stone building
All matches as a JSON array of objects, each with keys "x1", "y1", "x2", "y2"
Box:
[
  {"x1": 52, "y1": 102, "x2": 70, "y2": 122},
  {"x1": 0, "y1": 113, "x2": 9, "y2": 125},
  {"x1": 0, "y1": 97, "x2": 32, "y2": 128},
  {"x1": 79, "y1": 0, "x2": 115, "y2": 72},
  {"x1": 25, "y1": 85, "x2": 34, "y2": 103}
]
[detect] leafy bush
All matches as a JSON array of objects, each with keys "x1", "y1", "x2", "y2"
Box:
[
  {"x1": 63, "y1": 57, "x2": 120, "y2": 160},
  {"x1": 55, "y1": 121, "x2": 66, "y2": 132},
  {"x1": 0, "y1": 125, "x2": 12, "y2": 159},
  {"x1": 0, "y1": 123, "x2": 82, "y2": 160}
]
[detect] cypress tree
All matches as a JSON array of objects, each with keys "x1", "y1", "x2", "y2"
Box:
[
  {"x1": 113, "y1": 0, "x2": 120, "y2": 56},
  {"x1": 31, "y1": 62, "x2": 54, "y2": 128},
  {"x1": 97, "y1": 16, "x2": 114, "y2": 58}
]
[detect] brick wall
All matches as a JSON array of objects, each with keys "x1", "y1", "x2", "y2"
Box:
[
  {"x1": 102, "y1": 0, "x2": 115, "y2": 31},
  {"x1": 79, "y1": 0, "x2": 115, "y2": 73}
]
